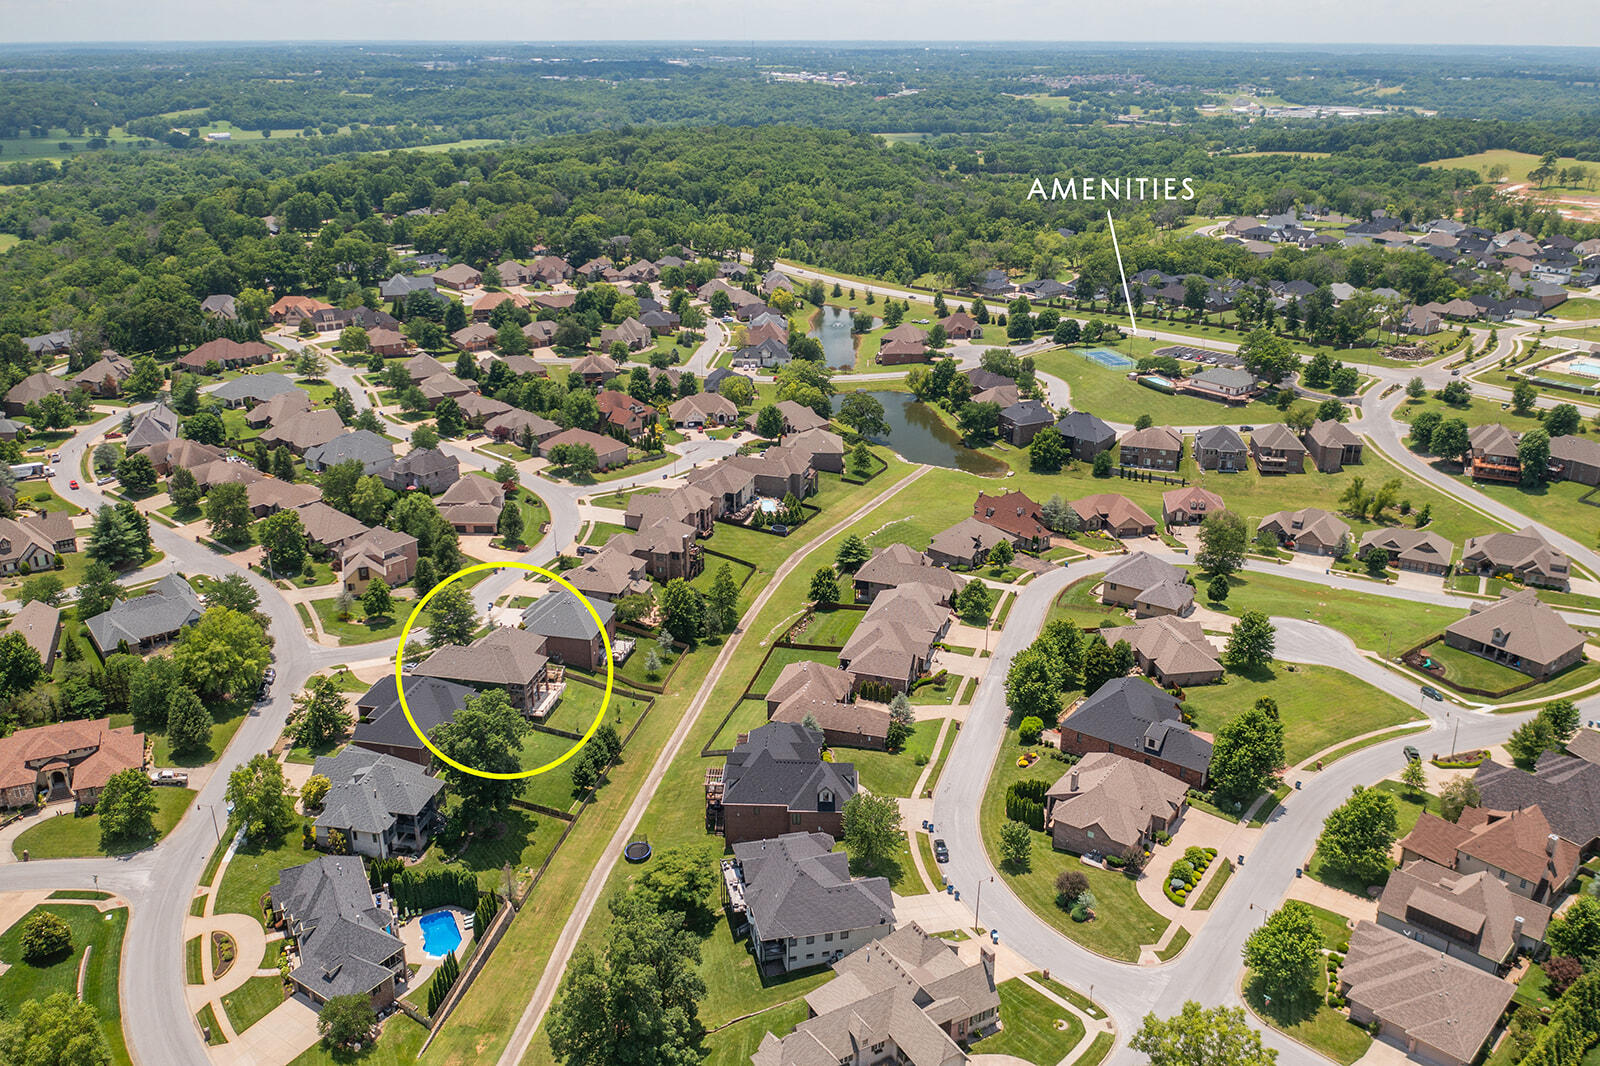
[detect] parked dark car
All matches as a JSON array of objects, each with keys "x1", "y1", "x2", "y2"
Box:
[{"x1": 933, "y1": 838, "x2": 949, "y2": 863}]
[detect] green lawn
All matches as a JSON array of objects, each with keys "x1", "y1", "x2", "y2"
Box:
[
  {"x1": 792, "y1": 606, "x2": 864, "y2": 647},
  {"x1": 411, "y1": 803, "x2": 561, "y2": 892},
  {"x1": 1422, "y1": 149, "x2": 1600, "y2": 196},
  {"x1": 310, "y1": 595, "x2": 411, "y2": 644},
  {"x1": 981, "y1": 736, "x2": 1168, "y2": 961},
  {"x1": 221, "y1": 975, "x2": 284, "y2": 1035},
  {"x1": 1514, "y1": 962, "x2": 1555, "y2": 1010},
  {"x1": 750, "y1": 647, "x2": 839, "y2": 694},
  {"x1": 969, "y1": 979, "x2": 1087, "y2": 1065},
  {"x1": 700, "y1": 1001, "x2": 811, "y2": 1066},
  {"x1": 1245, "y1": 967, "x2": 1371, "y2": 1066},
  {"x1": 0, "y1": 904, "x2": 132, "y2": 1066},
  {"x1": 1033, "y1": 346, "x2": 1282, "y2": 426},
  {"x1": 1183, "y1": 665, "x2": 1425, "y2": 766},
  {"x1": 583, "y1": 520, "x2": 633, "y2": 546},
  {"x1": 286, "y1": 1014, "x2": 429, "y2": 1066},
  {"x1": 1156, "y1": 927, "x2": 1193, "y2": 961},
  {"x1": 1396, "y1": 393, "x2": 1546, "y2": 433},
  {"x1": 1045, "y1": 575, "x2": 1132, "y2": 630},
  {"x1": 1201, "y1": 568, "x2": 1464, "y2": 656},
  {"x1": 845, "y1": 831, "x2": 921, "y2": 896},
  {"x1": 1418, "y1": 638, "x2": 1538, "y2": 694},
  {"x1": 848, "y1": 719, "x2": 942, "y2": 798},
  {"x1": 215, "y1": 818, "x2": 314, "y2": 922},
  {"x1": 1306, "y1": 782, "x2": 1438, "y2": 894},
  {"x1": 108, "y1": 697, "x2": 252, "y2": 768},
  {"x1": 11, "y1": 787, "x2": 196, "y2": 859},
  {"x1": 1444, "y1": 475, "x2": 1600, "y2": 556}
]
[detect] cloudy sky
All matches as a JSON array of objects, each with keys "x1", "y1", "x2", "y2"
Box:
[{"x1": 3, "y1": 0, "x2": 1596, "y2": 47}]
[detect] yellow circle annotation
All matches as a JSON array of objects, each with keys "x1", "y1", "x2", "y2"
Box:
[{"x1": 393, "y1": 561, "x2": 614, "y2": 780}]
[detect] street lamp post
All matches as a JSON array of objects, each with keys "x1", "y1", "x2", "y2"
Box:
[
  {"x1": 973, "y1": 875, "x2": 995, "y2": 928},
  {"x1": 205, "y1": 803, "x2": 221, "y2": 842}
]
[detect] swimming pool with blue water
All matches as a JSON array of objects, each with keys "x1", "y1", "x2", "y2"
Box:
[{"x1": 419, "y1": 910, "x2": 463, "y2": 958}]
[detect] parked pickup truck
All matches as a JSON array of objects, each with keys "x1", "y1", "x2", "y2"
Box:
[{"x1": 150, "y1": 770, "x2": 189, "y2": 787}]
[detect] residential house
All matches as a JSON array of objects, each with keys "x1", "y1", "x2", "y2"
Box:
[
  {"x1": 303, "y1": 430, "x2": 395, "y2": 474},
  {"x1": 766, "y1": 661, "x2": 887, "y2": 750},
  {"x1": 751, "y1": 924, "x2": 999, "y2": 1065},
  {"x1": 211, "y1": 372, "x2": 300, "y2": 408},
  {"x1": 5, "y1": 599, "x2": 60, "y2": 672},
  {"x1": 349, "y1": 674, "x2": 475, "y2": 767},
  {"x1": 839, "y1": 582, "x2": 951, "y2": 693},
  {"x1": 972, "y1": 490, "x2": 1050, "y2": 550},
  {"x1": 1550, "y1": 433, "x2": 1600, "y2": 486},
  {"x1": 565, "y1": 545, "x2": 653, "y2": 603},
  {"x1": 596, "y1": 390, "x2": 655, "y2": 439},
  {"x1": 852, "y1": 543, "x2": 963, "y2": 604},
  {"x1": 1070, "y1": 493, "x2": 1156, "y2": 538},
  {"x1": 437, "y1": 476, "x2": 506, "y2": 535},
  {"x1": 1194, "y1": 426, "x2": 1248, "y2": 472},
  {"x1": 0, "y1": 717, "x2": 145, "y2": 810},
  {"x1": 625, "y1": 484, "x2": 715, "y2": 537},
  {"x1": 71, "y1": 351, "x2": 133, "y2": 397},
  {"x1": 1118, "y1": 425, "x2": 1184, "y2": 471},
  {"x1": 244, "y1": 389, "x2": 312, "y2": 429},
  {"x1": 1338, "y1": 921, "x2": 1514, "y2": 1066},
  {"x1": 84, "y1": 574, "x2": 202, "y2": 656},
  {"x1": 1476, "y1": 755, "x2": 1600, "y2": 852},
  {"x1": 733, "y1": 338, "x2": 792, "y2": 369},
  {"x1": 259, "y1": 409, "x2": 345, "y2": 454},
  {"x1": 4, "y1": 371, "x2": 71, "y2": 415},
  {"x1": 1358, "y1": 528, "x2": 1454, "y2": 575},
  {"x1": 604, "y1": 519, "x2": 704, "y2": 581},
  {"x1": 540, "y1": 427, "x2": 628, "y2": 471},
  {"x1": 941, "y1": 311, "x2": 982, "y2": 338},
  {"x1": 339, "y1": 527, "x2": 419, "y2": 594},
  {"x1": 295, "y1": 501, "x2": 370, "y2": 553},
  {"x1": 413, "y1": 627, "x2": 554, "y2": 716},
  {"x1": 433, "y1": 264, "x2": 481, "y2": 290},
  {"x1": 379, "y1": 274, "x2": 437, "y2": 301},
  {"x1": 1443, "y1": 589, "x2": 1585, "y2": 680},
  {"x1": 927, "y1": 517, "x2": 1013, "y2": 569},
  {"x1": 246, "y1": 479, "x2": 322, "y2": 519},
  {"x1": 268, "y1": 857, "x2": 409, "y2": 1009},
  {"x1": 1057, "y1": 676, "x2": 1212, "y2": 788},
  {"x1": 599, "y1": 318, "x2": 652, "y2": 353},
  {"x1": 21, "y1": 330, "x2": 73, "y2": 358},
  {"x1": 729, "y1": 832, "x2": 894, "y2": 976},
  {"x1": 783, "y1": 428, "x2": 846, "y2": 474},
  {"x1": 1161, "y1": 486, "x2": 1225, "y2": 527},
  {"x1": 1100, "y1": 552, "x2": 1194, "y2": 617},
  {"x1": 375, "y1": 447, "x2": 459, "y2": 495},
  {"x1": 1257, "y1": 508, "x2": 1351, "y2": 556},
  {"x1": 521, "y1": 320, "x2": 558, "y2": 348},
  {"x1": 471, "y1": 291, "x2": 528, "y2": 324},
  {"x1": 451, "y1": 322, "x2": 498, "y2": 352},
  {"x1": 0, "y1": 512, "x2": 77, "y2": 575},
  {"x1": 669, "y1": 392, "x2": 739, "y2": 429},
  {"x1": 125, "y1": 403, "x2": 180, "y2": 452},
  {"x1": 1401, "y1": 804, "x2": 1580, "y2": 903},
  {"x1": 1303, "y1": 419, "x2": 1364, "y2": 473},
  {"x1": 1248, "y1": 423, "x2": 1308, "y2": 474},
  {"x1": 1468, "y1": 423, "x2": 1522, "y2": 483},
  {"x1": 1054, "y1": 411, "x2": 1117, "y2": 460},
  {"x1": 268, "y1": 295, "x2": 332, "y2": 326},
  {"x1": 1180, "y1": 366, "x2": 1258, "y2": 404},
  {"x1": 570, "y1": 353, "x2": 619, "y2": 386},
  {"x1": 175, "y1": 338, "x2": 273, "y2": 373},
  {"x1": 998, "y1": 400, "x2": 1054, "y2": 446},
  {"x1": 486, "y1": 408, "x2": 561, "y2": 445},
  {"x1": 521, "y1": 592, "x2": 616, "y2": 672},
  {"x1": 1377, "y1": 859, "x2": 1551, "y2": 973},
  {"x1": 747, "y1": 399, "x2": 830, "y2": 436},
  {"x1": 1460, "y1": 527, "x2": 1570, "y2": 590},
  {"x1": 310, "y1": 748, "x2": 444, "y2": 859},
  {"x1": 417, "y1": 372, "x2": 474, "y2": 407},
  {"x1": 708, "y1": 722, "x2": 859, "y2": 846},
  {"x1": 1117, "y1": 615, "x2": 1223, "y2": 687},
  {"x1": 1045, "y1": 752, "x2": 1190, "y2": 857},
  {"x1": 455, "y1": 393, "x2": 513, "y2": 428},
  {"x1": 138, "y1": 438, "x2": 227, "y2": 476}
]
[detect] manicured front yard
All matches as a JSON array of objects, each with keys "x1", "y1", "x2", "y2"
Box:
[
  {"x1": 1306, "y1": 781, "x2": 1439, "y2": 894},
  {"x1": 310, "y1": 595, "x2": 412, "y2": 644},
  {"x1": 0, "y1": 903, "x2": 132, "y2": 1066},
  {"x1": 286, "y1": 1014, "x2": 429, "y2": 1066},
  {"x1": 215, "y1": 817, "x2": 314, "y2": 922},
  {"x1": 1200, "y1": 568, "x2": 1465, "y2": 655},
  {"x1": 1246, "y1": 966, "x2": 1371, "y2": 1066},
  {"x1": 12, "y1": 787, "x2": 196, "y2": 859},
  {"x1": 981, "y1": 736, "x2": 1168, "y2": 962},
  {"x1": 969, "y1": 979, "x2": 1087, "y2": 1065},
  {"x1": 700, "y1": 1001, "x2": 811, "y2": 1066},
  {"x1": 1182, "y1": 665, "x2": 1424, "y2": 766},
  {"x1": 790, "y1": 605, "x2": 864, "y2": 647},
  {"x1": 1419, "y1": 638, "x2": 1538, "y2": 693},
  {"x1": 221, "y1": 974, "x2": 285, "y2": 1035}
]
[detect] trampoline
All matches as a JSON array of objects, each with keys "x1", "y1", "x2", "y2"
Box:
[
  {"x1": 1083, "y1": 347, "x2": 1134, "y2": 370},
  {"x1": 624, "y1": 835, "x2": 652, "y2": 863}
]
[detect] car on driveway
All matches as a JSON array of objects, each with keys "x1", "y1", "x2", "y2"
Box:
[{"x1": 933, "y1": 838, "x2": 949, "y2": 863}]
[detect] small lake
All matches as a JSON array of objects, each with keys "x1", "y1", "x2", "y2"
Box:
[
  {"x1": 809, "y1": 306, "x2": 879, "y2": 368},
  {"x1": 860, "y1": 391, "x2": 1010, "y2": 477}
]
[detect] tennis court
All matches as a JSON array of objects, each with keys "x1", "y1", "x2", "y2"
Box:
[{"x1": 1083, "y1": 347, "x2": 1134, "y2": 370}]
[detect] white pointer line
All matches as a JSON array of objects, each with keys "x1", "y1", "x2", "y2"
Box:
[{"x1": 1106, "y1": 208, "x2": 1138, "y2": 336}]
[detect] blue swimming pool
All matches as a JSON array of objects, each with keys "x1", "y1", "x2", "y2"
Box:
[
  {"x1": 1570, "y1": 359, "x2": 1600, "y2": 378},
  {"x1": 419, "y1": 911, "x2": 463, "y2": 958},
  {"x1": 1083, "y1": 347, "x2": 1134, "y2": 370},
  {"x1": 757, "y1": 497, "x2": 780, "y2": 514}
]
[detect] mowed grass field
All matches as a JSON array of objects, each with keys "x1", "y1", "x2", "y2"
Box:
[{"x1": 1423, "y1": 149, "x2": 1600, "y2": 195}]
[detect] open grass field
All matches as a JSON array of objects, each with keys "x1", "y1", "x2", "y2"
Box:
[
  {"x1": 1396, "y1": 393, "x2": 1545, "y2": 433},
  {"x1": 969, "y1": 979, "x2": 1087, "y2": 1065},
  {"x1": 750, "y1": 646, "x2": 839, "y2": 694},
  {"x1": 793, "y1": 605, "x2": 864, "y2": 647},
  {"x1": 1446, "y1": 473, "x2": 1600, "y2": 556},
  {"x1": 1200, "y1": 568, "x2": 1465, "y2": 655},
  {"x1": 1423, "y1": 149, "x2": 1600, "y2": 196},
  {"x1": 1182, "y1": 665, "x2": 1424, "y2": 766},
  {"x1": 1549, "y1": 298, "x2": 1600, "y2": 321},
  {"x1": 0, "y1": 903, "x2": 132, "y2": 1065},
  {"x1": 12, "y1": 787, "x2": 196, "y2": 859},
  {"x1": 1034, "y1": 347, "x2": 1282, "y2": 425},
  {"x1": 700, "y1": 1000, "x2": 811, "y2": 1065}
]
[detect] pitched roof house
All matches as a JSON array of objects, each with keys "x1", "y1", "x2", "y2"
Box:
[
  {"x1": 1100, "y1": 552, "x2": 1193, "y2": 618},
  {"x1": 4, "y1": 371, "x2": 71, "y2": 415},
  {"x1": 1118, "y1": 425, "x2": 1184, "y2": 471},
  {"x1": 1054, "y1": 411, "x2": 1118, "y2": 460},
  {"x1": 1070, "y1": 493, "x2": 1156, "y2": 538},
  {"x1": 1116, "y1": 615, "x2": 1223, "y2": 687},
  {"x1": 1160, "y1": 486, "x2": 1225, "y2": 526},
  {"x1": 521, "y1": 591, "x2": 616, "y2": 673},
  {"x1": 303, "y1": 430, "x2": 395, "y2": 474},
  {"x1": 375, "y1": 447, "x2": 459, "y2": 494},
  {"x1": 268, "y1": 857, "x2": 408, "y2": 1008},
  {"x1": 1194, "y1": 425, "x2": 1247, "y2": 472},
  {"x1": 0, "y1": 717, "x2": 145, "y2": 810},
  {"x1": 351, "y1": 674, "x2": 476, "y2": 767},
  {"x1": 711, "y1": 722, "x2": 859, "y2": 846},
  {"x1": 1248, "y1": 423, "x2": 1308, "y2": 474},
  {"x1": 437, "y1": 475, "x2": 506, "y2": 535},
  {"x1": 1400, "y1": 805, "x2": 1580, "y2": 903},
  {"x1": 84, "y1": 574, "x2": 203, "y2": 655},
  {"x1": 1358, "y1": 528, "x2": 1454, "y2": 575},
  {"x1": 1443, "y1": 589, "x2": 1585, "y2": 680},
  {"x1": 1058, "y1": 677, "x2": 1212, "y2": 788},
  {"x1": 5, "y1": 599, "x2": 61, "y2": 672},
  {"x1": 1475, "y1": 754, "x2": 1600, "y2": 851},
  {"x1": 1045, "y1": 752, "x2": 1191, "y2": 857},
  {"x1": 1257, "y1": 507, "x2": 1351, "y2": 556},
  {"x1": 539, "y1": 427, "x2": 628, "y2": 471},
  {"x1": 125, "y1": 403, "x2": 181, "y2": 451},
  {"x1": 1460, "y1": 527, "x2": 1570, "y2": 590},
  {"x1": 310, "y1": 747, "x2": 444, "y2": 858},
  {"x1": 766, "y1": 661, "x2": 887, "y2": 750},
  {"x1": 926, "y1": 516, "x2": 1013, "y2": 569},
  {"x1": 1377, "y1": 859, "x2": 1551, "y2": 973},
  {"x1": 972, "y1": 490, "x2": 1050, "y2": 548},
  {"x1": 413, "y1": 627, "x2": 553, "y2": 715},
  {"x1": 1303, "y1": 419, "x2": 1364, "y2": 473}
]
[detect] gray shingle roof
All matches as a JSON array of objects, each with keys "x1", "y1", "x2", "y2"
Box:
[
  {"x1": 733, "y1": 831, "x2": 894, "y2": 941},
  {"x1": 1064, "y1": 677, "x2": 1212, "y2": 775},
  {"x1": 304, "y1": 430, "x2": 395, "y2": 473},
  {"x1": 522, "y1": 591, "x2": 615, "y2": 638},
  {"x1": 723, "y1": 722, "x2": 859, "y2": 812},
  {"x1": 270, "y1": 856, "x2": 405, "y2": 1001},
  {"x1": 84, "y1": 574, "x2": 202, "y2": 652},
  {"x1": 352, "y1": 674, "x2": 475, "y2": 754},
  {"x1": 312, "y1": 747, "x2": 443, "y2": 836},
  {"x1": 212, "y1": 373, "x2": 301, "y2": 405},
  {"x1": 1475, "y1": 754, "x2": 1600, "y2": 849}
]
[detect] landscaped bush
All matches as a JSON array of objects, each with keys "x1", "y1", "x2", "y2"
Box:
[
  {"x1": 1105, "y1": 854, "x2": 1127, "y2": 869},
  {"x1": 1018, "y1": 716, "x2": 1044, "y2": 745},
  {"x1": 19, "y1": 911, "x2": 72, "y2": 963},
  {"x1": 1153, "y1": 830, "x2": 1171, "y2": 845},
  {"x1": 1430, "y1": 750, "x2": 1489, "y2": 769},
  {"x1": 1005, "y1": 778, "x2": 1049, "y2": 831},
  {"x1": 1055, "y1": 870, "x2": 1089, "y2": 910},
  {"x1": 391, "y1": 867, "x2": 478, "y2": 917}
]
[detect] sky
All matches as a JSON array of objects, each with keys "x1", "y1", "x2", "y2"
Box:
[{"x1": 3, "y1": 0, "x2": 1598, "y2": 48}]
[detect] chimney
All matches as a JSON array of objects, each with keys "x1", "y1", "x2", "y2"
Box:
[
  {"x1": 1514, "y1": 916, "x2": 1525, "y2": 938},
  {"x1": 979, "y1": 945, "x2": 996, "y2": 979},
  {"x1": 1070, "y1": 768, "x2": 1079, "y2": 793},
  {"x1": 1547, "y1": 834, "x2": 1559, "y2": 856}
]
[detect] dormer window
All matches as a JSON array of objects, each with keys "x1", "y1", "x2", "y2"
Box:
[{"x1": 1491, "y1": 627, "x2": 1509, "y2": 647}]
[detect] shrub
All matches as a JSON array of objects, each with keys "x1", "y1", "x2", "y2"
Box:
[
  {"x1": 1545, "y1": 955, "x2": 1583, "y2": 996},
  {"x1": 1070, "y1": 903, "x2": 1089, "y2": 922},
  {"x1": 1153, "y1": 830, "x2": 1171, "y2": 846},
  {"x1": 1105, "y1": 854, "x2": 1127, "y2": 869},
  {"x1": 20, "y1": 911, "x2": 73, "y2": 962},
  {"x1": 1184, "y1": 846, "x2": 1211, "y2": 869},
  {"x1": 1055, "y1": 870, "x2": 1089, "y2": 908},
  {"x1": 1018, "y1": 716, "x2": 1044, "y2": 745},
  {"x1": 1171, "y1": 860, "x2": 1195, "y2": 883}
]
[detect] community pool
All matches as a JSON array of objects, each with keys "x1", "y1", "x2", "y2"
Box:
[
  {"x1": 1083, "y1": 347, "x2": 1134, "y2": 370},
  {"x1": 1569, "y1": 359, "x2": 1600, "y2": 378},
  {"x1": 419, "y1": 910, "x2": 463, "y2": 958}
]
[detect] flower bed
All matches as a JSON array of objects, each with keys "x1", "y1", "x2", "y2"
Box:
[
  {"x1": 1163, "y1": 846, "x2": 1219, "y2": 907},
  {"x1": 1431, "y1": 749, "x2": 1489, "y2": 769}
]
